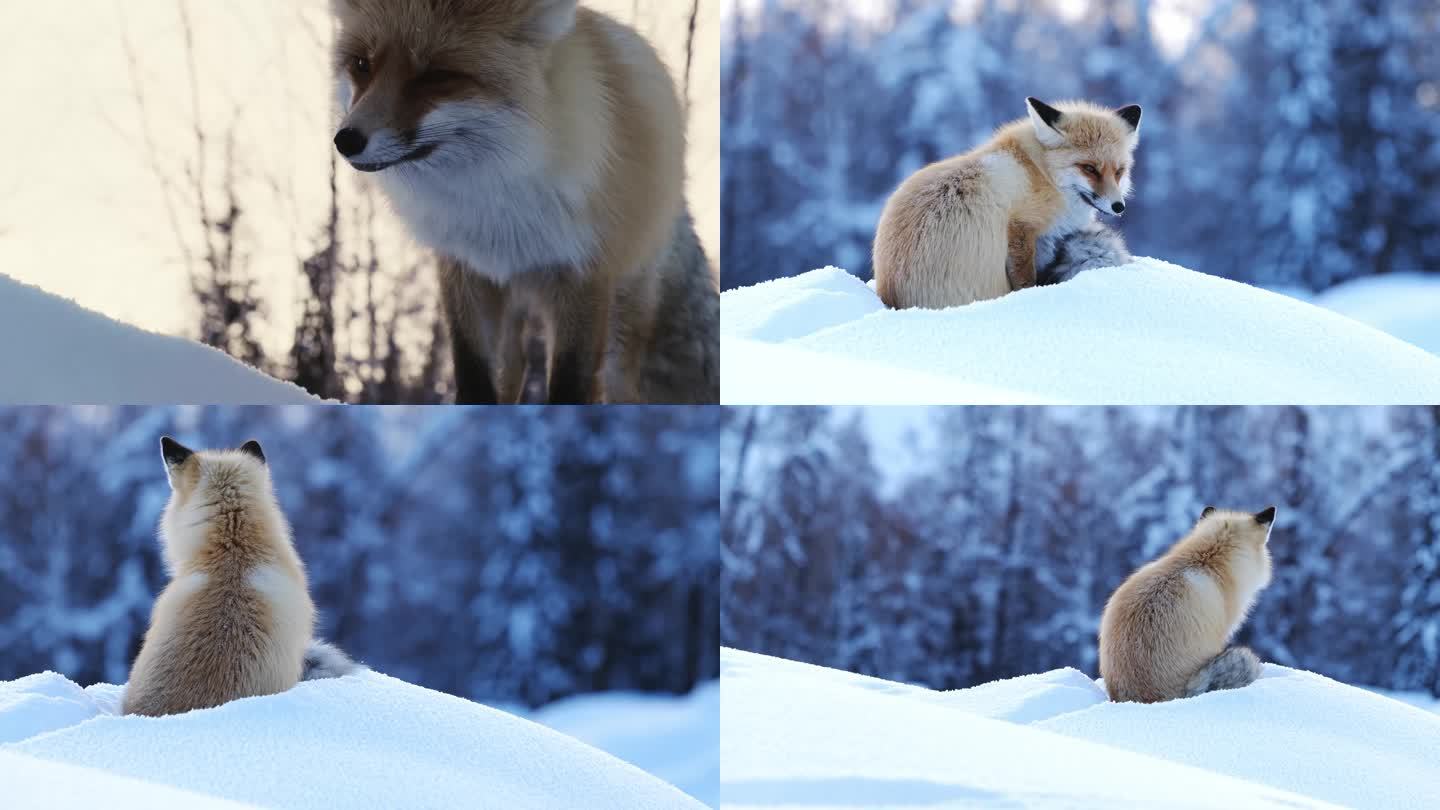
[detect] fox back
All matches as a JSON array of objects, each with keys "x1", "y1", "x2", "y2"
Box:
[
  {"x1": 1098, "y1": 506, "x2": 1275, "y2": 703},
  {"x1": 123, "y1": 439, "x2": 315, "y2": 717}
]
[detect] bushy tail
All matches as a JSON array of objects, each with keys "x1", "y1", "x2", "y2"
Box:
[
  {"x1": 301, "y1": 639, "x2": 364, "y2": 681},
  {"x1": 1184, "y1": 646, "x2": 1262, "y2": 697},
  {"x1": 1037, "y1": 221, "x2": 1133, "y2": 286}
]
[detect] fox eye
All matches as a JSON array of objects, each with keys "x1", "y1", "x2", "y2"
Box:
[
  {"x1": 350, "y1": 56, "x2": 371, "y2": 77},
  {"x1": 1079, "y1": 164, "x2": 1099, "y2": 177},
  {"x1": 1116, "y1": 167, "x2": 1127, "y2": 179}
]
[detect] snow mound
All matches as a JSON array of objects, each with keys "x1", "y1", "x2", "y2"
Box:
[
  {"x1": 721, "y1": 259, "x2": 1440, "y2": 404},
  {"x1": 1311, "y1": 272, "x2": 1440, "y2": 358},
  {"x1": 0, "y1": 671, "x2": 703, "y2": 810},
  {"x1": 530, "y1": 681, "x2": 719, "y2": 807},
  {"x1": 1, "y1": 750, "x2": 262, "y2": 809},
  {"x1": 721, "y1": 647, "x2": 1440, "y2": 809},
  {"x1": 0, "y1": 273, "x2": 316, "y2": 404}
]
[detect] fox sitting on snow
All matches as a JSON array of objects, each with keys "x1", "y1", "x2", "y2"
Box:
[
  {"x1": 123, "y1": 438, "x2": 358, "y2": 717},
  {"x1": 330, "y1": 0, "x2": 718, "y2": 404},
  {"x1": 874, "y1": 97, "x2": 1140, "y2": 309},
  {"x1": 1098, "y1": 506, "x2": 1276, "y2": 703}
]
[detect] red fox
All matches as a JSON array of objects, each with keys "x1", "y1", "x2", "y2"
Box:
[
  {"x1": 874, "y1": 97, "x2": 1141, "y2": 309},
  {"x1": 1099, "y1": 506, "x2": 1276, "y2": 703},
  {"x1": 331, "y1": 0, "x2": 718, "y2": 404},
  {"x1": 123, "y1": 438, "x2": 316, "y2": 716}
]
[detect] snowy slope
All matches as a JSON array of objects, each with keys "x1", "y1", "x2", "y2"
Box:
[
  {"x1": 720, "y1": 647, "x2": 1440, "y2": 809},
  {"x1": 1309, "y1": 273, "x2": 1440, "y2": 357},
  {"x1": 721, "y1": 260, "x2": 1440, "y2": 404},
  {"x1": 1, "y1": 750, "x2": 261, "y2": 810},
  {"x1": 0, "y1": 273, "x2": 317, "y2": 404},
  {"x1": 531, "y1": 681, "x2": 719, "y2": 807},
  {"x1": 0, "y1": 670, "x2": 704, "y2": 810}
]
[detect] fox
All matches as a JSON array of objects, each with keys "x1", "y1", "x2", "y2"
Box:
[
  {"x1": 122, "y1": 438, "x2": 316, "y2": 717},
  {"x1": 1098, "y1": 506, "x2": 1276, "y2": 703},
  {"x1": 330, "y1": 0, "x2": 719, "y2": 404},
  {"x1": 874, "y1": 97, "x2": 1141, "y2": 309}
]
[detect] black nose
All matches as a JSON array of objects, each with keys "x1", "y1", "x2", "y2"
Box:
[
  {"x1": 334, "y1": 128, "x2": 368, "y2": 158},
  {"x1": 1111, "y1": 201, "x2": 1125, "y2": 214}
]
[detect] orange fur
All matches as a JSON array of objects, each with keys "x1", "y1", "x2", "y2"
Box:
[{"x1": 332, "y1": 0, "x2": 717, "y2": 403}]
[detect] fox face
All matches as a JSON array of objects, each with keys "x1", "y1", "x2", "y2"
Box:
[
  {"x1": 1025, "y1": 97, "x2": 1141, "y2": 218},
  {"x1": 330, "y1": 0, "x2": 578, "y2": 173}
]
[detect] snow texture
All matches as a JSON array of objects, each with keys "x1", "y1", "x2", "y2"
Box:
[
  {"x1": 721, "y1": 259, "x2": 1440, "y2": 404},
  {"x1": 0, "y1": 273, "x2": 316, "y2": 404},
  {"x1": 0, "y1": 670, "x2": 706, "y2": 810},
  {"x1": 721, "y1": 647, "x2": 1440, "y2": 809}
]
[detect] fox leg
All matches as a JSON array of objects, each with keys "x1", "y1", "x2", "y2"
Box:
[
  {"x1": 1006, "y1": 221, "x2": 1038, "y2": 291},
  {"x1": 514, "y1": 268, "x2": 612, "y2": 405},
  {"x1": 550, "y1": 273, "x2": 612, "y2": 405},
  {"x1": 438, "y1": 259, "x2": 501, "y2": 405},
  {"x1": 516, "y1": 312, "x2": 550, "y2": 405}
]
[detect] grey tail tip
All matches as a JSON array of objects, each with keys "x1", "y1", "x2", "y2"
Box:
[
  {"x1": 301, "y1": 639, "x2": 365, "y2": 681},
  {"x1": 1184, "y1": 646, "x2": 1263, "y2": 698}
]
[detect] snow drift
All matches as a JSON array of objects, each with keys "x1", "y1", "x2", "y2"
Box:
[
  {"x1": 720, "y1": 647, "x2": 1440, "y2": 809},
  {"x1": 1306, "y1": 272, "x2": 1440, "y2": 358},
  {"x1": 0, "y1": 273, "x2": 316, "y2": 404},
  {"x1": 528, "y1": 681, "x2": 719, "y2": 807},
  {"x1": 0, "y1": 670, "x2": 706, "y2": 809},
  {"x1": 721, "y1": 259, "x2": 1440, "y2": 404}
]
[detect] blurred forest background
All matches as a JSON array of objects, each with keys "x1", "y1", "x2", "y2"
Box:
[
  {"x1": 721, "y1": 406, "x2": 1440, "y2": 696},
  {"x1": 0, "y1": 406, "x2": 720, "y2": 708},
  {"x1": 721, "y1": 0, "x2": 1440, "y2": 291},
  {"x1": 0, "y1": 0, "x2": 717, "y2": 403}
]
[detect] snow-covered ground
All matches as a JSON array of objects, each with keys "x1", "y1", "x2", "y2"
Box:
[
  {"x1": 529, "y1": 681, "x2": 719, "y2": 806},
  {"x1": 0, "y1": 273, "x2": 316, "y2": 404},
  {"x1": 721, "y1": 260, "x2": 1440, "y2": 404},
  {"x1": 720, "y1": 647, "x2": 1440, "y2": 809},
  {"x1": 0, "y1": 669, "x2": 713, "y2": 809},
  {"x1": 1306, "y1": 273, "x2": 1440, "y2": 358}
]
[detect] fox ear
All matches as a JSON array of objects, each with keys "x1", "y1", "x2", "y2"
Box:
[
  {"x1": 1026, "y1": 97, "x2": 1065, "y2": 147},
  {"x1": 1200, "y1": 506, "x2": 1217, "y2": 519},
  {"x1": 161, "y1": 437, "x2": 194, "y2": 487},
  {"x1": 1255, "y1": 506, "x2": 1277, "y2": 526},
  {"x1": 239, "y1": 440, "x2": 266, "y2": 465},
  {"x1": 1116, "y1": 104, "x2": 1142, "y2": 133},
  {"x1": 522, "y1": 0, "x2": 578, "y2": 44}
]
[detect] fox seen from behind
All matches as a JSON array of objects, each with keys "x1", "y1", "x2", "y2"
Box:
[
  {"x1": 1099, "y1": 506, "x2": 1276, "y2": 704},
  {"x1": 874, "y1": 97, "x2": 1141, "y2": 309},
  {"x1": 123, "y1": 438, "x2": 315, "y2": 717},
  {"x1": 330, "y1": 0, "x2": 718, "y2": 404}
]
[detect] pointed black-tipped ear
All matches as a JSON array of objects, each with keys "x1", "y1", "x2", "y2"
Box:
[
  {"x1": 1200, "y1": 506, "x2": 1217, "y2": 519},
  {"x1": 239, "y1": 440, "x2": 266, "y2": 465},
  {"x1": 1116, "y1": 104, "x2": 1142, "y2": 132},
  {"x1": 1027, "y1": 97, "x2": 1063, "y2": 130},
  {"x1": 161, "y1": 436, "x2": 194, "y2": 468},
  {"x1": 1255, "y1": 506, "x2": 1276, "y2": 526}
]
